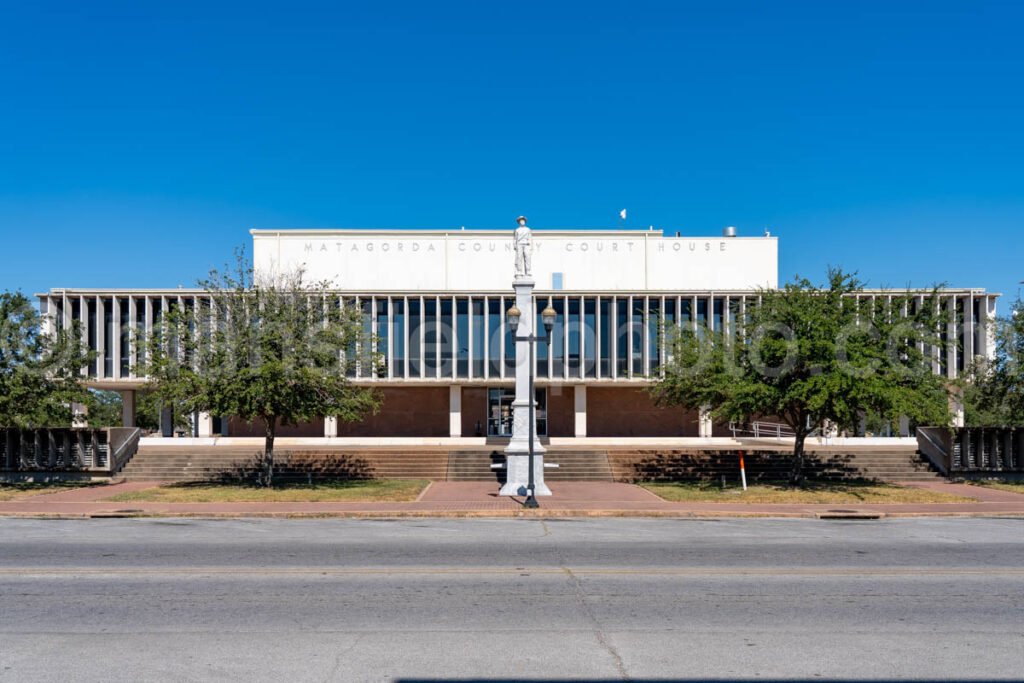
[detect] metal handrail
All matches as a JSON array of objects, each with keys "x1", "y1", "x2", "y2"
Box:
[
  {"x1": 916, "y1": 427, "x2": 951, "y2": 474},
  {"x1": 729, "y1": 420, "x2": 796, "y2": 439},
  {"x1": 109, "y1": 428, "x2": 142, "y2": 475}
]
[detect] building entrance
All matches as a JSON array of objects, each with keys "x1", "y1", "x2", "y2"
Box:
[{"x1": 487, "y1": 387, "x2": 547, "y2": 437}]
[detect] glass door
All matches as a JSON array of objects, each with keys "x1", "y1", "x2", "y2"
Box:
[{"x1": 487, "y1": 388, "x2": 547, "y2": 436}]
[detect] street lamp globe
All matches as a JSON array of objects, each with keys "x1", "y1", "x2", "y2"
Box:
[
  {"x1": 541, "y1": 305, "x2": 557, "y2": 334},
  {"x1": 506, "y1": 305, "x2": 521, "y2": 335}
]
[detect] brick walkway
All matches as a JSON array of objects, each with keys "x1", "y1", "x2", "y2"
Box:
[{"x1": 2, "y1": 479, "x2": 1024, "y2": 518}]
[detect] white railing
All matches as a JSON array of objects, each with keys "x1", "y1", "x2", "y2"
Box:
[{"x1": 729, "y1": 421, "x2": 796, "y2": 439}]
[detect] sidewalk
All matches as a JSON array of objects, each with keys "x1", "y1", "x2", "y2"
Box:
[{"x1": 2, "y1": 480, "x2": 1024, "y2": 519}]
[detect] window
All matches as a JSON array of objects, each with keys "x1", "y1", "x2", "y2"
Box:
[
  {"x1": 504, "y1": 297, "x2": 515, "y2": 377},
  {"x1": 728, "y1": 297, "x2": 740, "y2": 332},
  {"x1": 647, "y1": 297, "x2": 660, "y2": 375},
  {"x1": 456, "y1": 298, "x2": 469, "y2": 378},
  {"x1": 408, "y1": 297, "x2": 421, "y2": 378},
  {"x1": 584, "y1": 297, "x2": 596, "y2": 378},
  {"x1": 488, "y1": 298, "x2": 502, "y2": 377},
  {"x1": 87, "y1": 299, "x2": 97, "y2": 377},
  {"x1": 631, "y1": 298, "x2": 643, "y2": 375},
  {"x1": 568, "y1": 297, "x2": 581, "y2": 377},
  {"x1": 375, "y1": 298, "x2": 389, "y2": 378},
  {"x1": 103, "y1": 298, "x2": 114, "y2": 377},
  {"x1": 360, "y1": 298, "x2": 372, "y2": 378},
  {"x1": 956, "y1": 299, "x2": 965, "y2": 373},
  {"x1": 135, "y1": 298, "x2": 146, "y2": 368},
  {"x1": 551, "y1": 297, "x2": 565, "y2": 377},
  {"x1": 599, "y1": 297, "x2": 612, "y2": 376},
  {"x1": 393, "y1": 298, "x2": 405, "y2": 377},
  {"x1": 424, "y1": 297, "x2": 438, "y2": 376},
  {"x1": 616, "y1": 297, "x2": 629, "y2": 376},
  {"x1": 471, "y1": 298, "x2": 485, "y2": 377},
  {"x1": 535, "y1": 298, "x2": 548, "y2": 376},
  {"x1": 439, "y1": 297, "x2": 453, "y2": 377},
  {"x1": 120, "y1": 299, "x2": 130, "y2": 376}
]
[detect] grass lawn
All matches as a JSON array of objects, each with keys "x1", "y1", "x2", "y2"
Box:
[
  {"x1": 0, "y1": 482, "x2": 94, "y2": 501},
  {"x1": 104, "y1": 479, "x2": 430, "y2": 503},
  {"x1": 968, "y1": 481, "x2": 1024, "y2": 496},
  {"x1": 640, "y1": 481, "x2": 977, "y2": 504}
]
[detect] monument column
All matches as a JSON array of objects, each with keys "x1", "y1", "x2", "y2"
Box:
[{"x1": 500, "y1": 217, "x2": 552, "y2": 497}]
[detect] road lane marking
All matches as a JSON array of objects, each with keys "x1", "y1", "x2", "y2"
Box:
[{"x1": 1, "y1": 567, "x2": 1023, "y2": 577}]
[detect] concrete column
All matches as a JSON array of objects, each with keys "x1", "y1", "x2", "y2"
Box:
[
  {"x1": 324, "y1": 416, "x2": 338, "y2": 438},
  {"x1": 980, "y1": 296, "x2": 997, "y2": 360},
  {"x1": 197, "y1": 412, "x2": 213, "y2": 438},
  {"x1": 574, "y1": 384, "x2": 587, "y2": 437},
  {"x1": 698, "y1": 405, "x2": 713, "y2": 438},
  {"x1": 120, "y1": 390, "x2": 136, "y2": 428},
  {"x1": 951, "y1": 393, "x2": 966, "y2": 428},
  {"x1": 96, "y1": 296, "x2": 105, "y2": 379},
  {"x1": 947, "y1": 296, "x2": 957, "y2": 379},
  {"x1": 965, "y1": 293, "x2": 975, "y2": 361},
  {"x1": 449, "y1": 385, "x2": 462, "y2": 437},
  {"x1": 160, "y1": 406, "x2": 174, "y2": 438},
  {"x1": 898, "y1": 416, "x2": 911, "y2": 437}
]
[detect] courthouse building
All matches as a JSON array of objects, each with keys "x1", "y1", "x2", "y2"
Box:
[{"x1": 37, "y1": 227, "x2": 998, "y2": 440}]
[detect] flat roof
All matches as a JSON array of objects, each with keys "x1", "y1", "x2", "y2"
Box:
[{"x1": 249, "y1": 227, "x2": 773, "y2": 239}]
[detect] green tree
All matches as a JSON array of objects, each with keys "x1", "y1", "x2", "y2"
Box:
[
  {"x1": 0, "y1": 291, "x2": 91, "y2": 427},
  {"x1": 142, "y1": 253, "x2": 381, "y2": 484},
  {"x1": 651, "y1": 270, "x2": 951, "y2": 483},
  {"x1": 84, "y1": 389, "x2": 123, "y2": 427},
  {"x1": 133, "y1": 391, "x2": 190, "y2": 433},
  {"x1": 963, "y1": 297, "x2": 1024, "y2": 426}
]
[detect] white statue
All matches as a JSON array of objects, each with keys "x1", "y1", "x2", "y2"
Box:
[{"x1": 513, "y1": 216, "x2": 532, "y2": 278}]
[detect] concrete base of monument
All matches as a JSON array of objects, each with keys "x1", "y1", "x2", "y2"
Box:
[{"x1": 499, "y1": 453, "x2": 553, "y2": 496}]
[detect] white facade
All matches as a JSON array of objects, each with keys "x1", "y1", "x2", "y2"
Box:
[{"x1": 252, "y1": 229, "x2": 779, "y2": 292}]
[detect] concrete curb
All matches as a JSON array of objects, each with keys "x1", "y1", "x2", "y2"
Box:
[{"x1": 2, "y1": 509, "x2": 1023, "y2": 520}]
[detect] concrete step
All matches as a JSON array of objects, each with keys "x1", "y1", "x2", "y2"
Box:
[
  {"x1": 446, "y1": 450, "x2": 613, "y2": 482},
  {"x1": 121, "y1": 446, "x2": 946, "y2": 483}
]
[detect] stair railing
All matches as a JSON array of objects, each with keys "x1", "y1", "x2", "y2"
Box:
[
  {"x1": 730, "y1": 421, "x2": 797, "y2": 440},
  {"x1": 108, "y1": 428, "x2": 143, "y2": 475}
]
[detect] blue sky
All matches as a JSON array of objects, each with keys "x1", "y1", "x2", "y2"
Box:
[{"x1": 2, "y1": 1, "x2": 1022, "y2": 303}]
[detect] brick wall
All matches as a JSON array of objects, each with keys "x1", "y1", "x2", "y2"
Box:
[
  {"x1": 460, "y1": 387, "x2": 489, "y2": 437},
  {"x1": 547, "y1": 385, "x2": 575, "y2": 437},
  {"x1": 338, "y1": 387, "x2": 450, "y2": 437},
  {"x1": 586, "y1": 386, "x2": 698, "y2": 437},
  {"x1": 228, "y1": 417, "x2": 325, "y2": 438}
]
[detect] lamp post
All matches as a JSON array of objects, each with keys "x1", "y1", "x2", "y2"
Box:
[{"x1": 506, "y1": 302, "x2": 557, "y2": 508}]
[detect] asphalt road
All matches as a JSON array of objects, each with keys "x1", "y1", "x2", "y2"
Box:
[{"x1": 0, "y1": 517, "x2": 1022, "y2": 682}]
